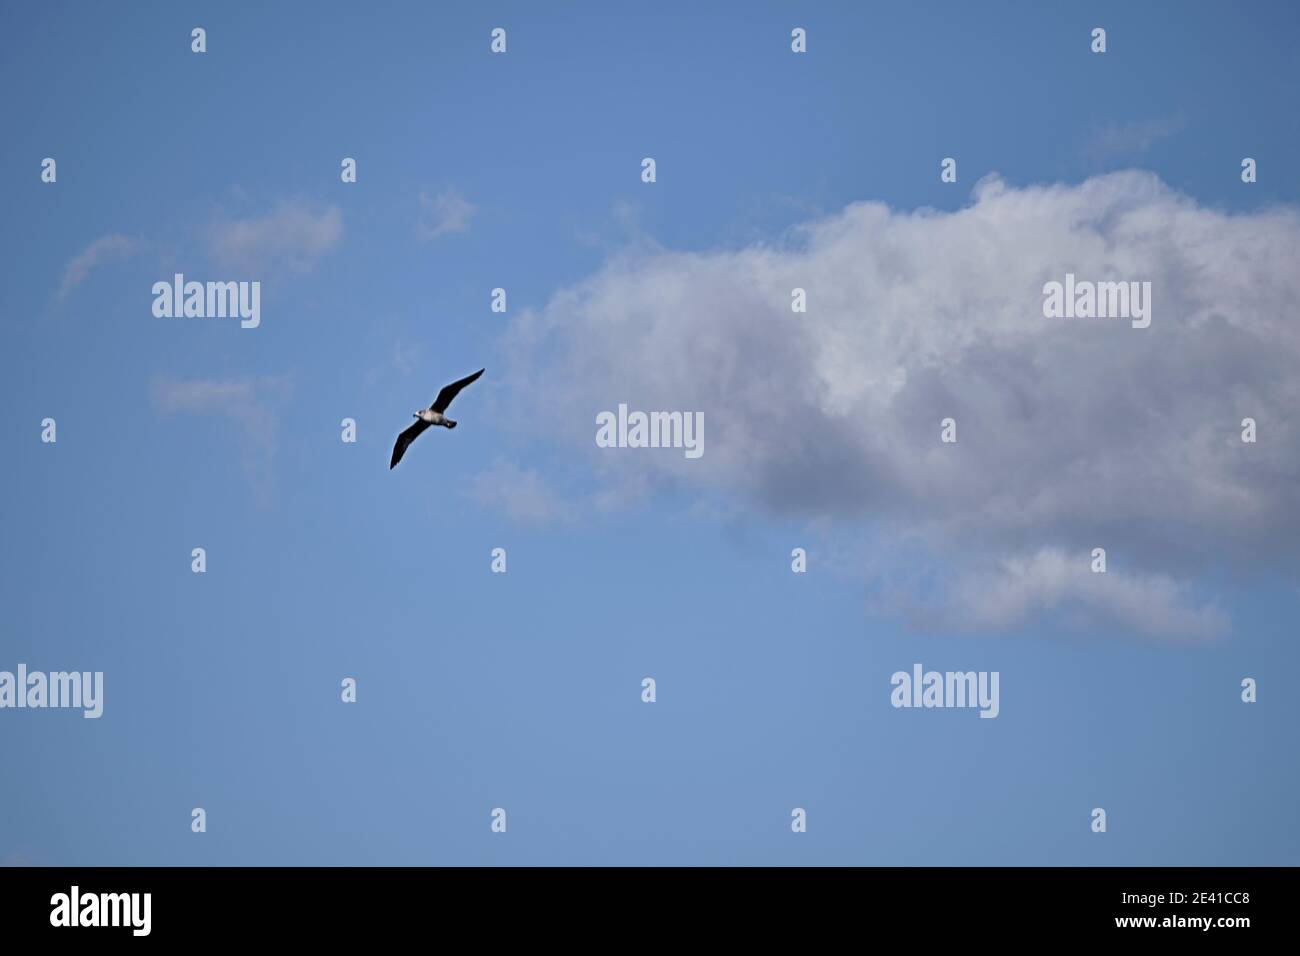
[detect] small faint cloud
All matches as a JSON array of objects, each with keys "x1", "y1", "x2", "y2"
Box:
[
  {"x1": 467, "y1": 458, "x2": 575, "y2": 526},
  {"x1": 152, "y1": 375, "x2": 292, "y2": 502},
  {"x1": 418, "y1": 188, "x2": 474, "y2": 240},
  {"x1": 362, "y1": 337, "x2": 421, "y2": 388},
  {"x1": 1085, "y1": 116, "x2": 1184, "y2": 161},
  {"x1": 209, "y1": 200, "x2": 342, "y2": 273},
  {"x1": 951, "y1": 548, "x2": 1227, "y2": 640},
  {"x1": 154, "y1": 377, "x2": 256, "y2": 411},
  {"x1": 391, "y1": 339, "x2": 420, "y2": 375},
  {"x1": 573, "y1": 198, "x2": 665, "y2": 252},
  {"x1": 867, "y1": 547, "x2": 1227, "y2": 641},
  {"x1": 611, "y1": 198, "x2": 640, "y2": 232},
  {"x1": 57, "y1": 234, "x2": 140, "y2": 299}
]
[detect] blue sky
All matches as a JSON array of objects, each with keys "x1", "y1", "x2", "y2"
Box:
[{"x1": 2, "y1": 1, "x2": 1298, "y2": 865}]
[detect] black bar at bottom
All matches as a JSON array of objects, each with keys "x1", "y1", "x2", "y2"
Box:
[{"x1": 0, "y1": 866, "x2": 1285, "y2": 941}]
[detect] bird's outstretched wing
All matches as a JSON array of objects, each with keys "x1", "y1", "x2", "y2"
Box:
[
  {"x1": 390, "y1": 419, "x2": 432, "y2": 469},
  {"x1": 432, "y1": 368, "x2": 485, "y2": 413}
]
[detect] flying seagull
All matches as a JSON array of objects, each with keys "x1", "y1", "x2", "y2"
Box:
[{"x1": 389, "y1": 368, "x2": 484, "y2": 469}]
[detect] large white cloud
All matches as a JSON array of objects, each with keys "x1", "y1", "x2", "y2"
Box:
[{"x1": 503, "y1": 172, "x2": 1300, "y2": 638}]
